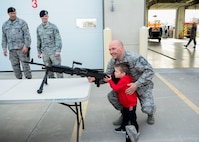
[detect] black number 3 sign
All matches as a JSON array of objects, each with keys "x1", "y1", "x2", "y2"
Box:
[{"x1": 32, "y1": 0, "x2": 38, "y2": 8}]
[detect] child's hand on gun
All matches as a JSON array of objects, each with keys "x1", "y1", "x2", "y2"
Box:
[{"x1": 104, "y1": 75, "x2": 111, "y2": 82}]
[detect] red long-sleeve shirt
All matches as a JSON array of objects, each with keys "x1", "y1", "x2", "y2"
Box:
[{"x1": 108, "y1": 75, "x2": 137, "y2": 108}]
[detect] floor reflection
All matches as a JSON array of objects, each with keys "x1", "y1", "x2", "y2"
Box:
[{"x1": 147, "y1": 38, "x2": 199, "y2": 68}]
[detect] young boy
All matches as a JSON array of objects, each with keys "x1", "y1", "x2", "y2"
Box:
[{"x1": 104, "y1": 63, "x2": 139, "y2": 134}]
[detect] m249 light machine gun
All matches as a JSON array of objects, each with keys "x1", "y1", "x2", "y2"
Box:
[{"x1": 24, "y1": 59, "x2": 108, "y2": 94}]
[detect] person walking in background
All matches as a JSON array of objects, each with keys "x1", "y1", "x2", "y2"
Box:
[
  {"x1": 37, "y1": 10, "x2": 63, "y2": 78},
  {"x1": 2, "y1": 7, "x2": 32, "y2": 79},
  {"x1": 88, "y1": 40, "x2": 156, "y2": 125},
  {"x1": 104, "y1": 63, "x2": 139, "y2": 137},
  {"x1": 184, "y1": 23, "x2": 197, "y2": 49}
]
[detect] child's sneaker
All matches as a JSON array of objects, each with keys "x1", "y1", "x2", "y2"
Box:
[{"x1": 114, "y1": 127, "x2": 126, "y2": 134}]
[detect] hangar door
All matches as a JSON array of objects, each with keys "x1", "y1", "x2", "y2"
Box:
[{"x1": 0, "y1": 0, "x2": 103, "y2": 71}]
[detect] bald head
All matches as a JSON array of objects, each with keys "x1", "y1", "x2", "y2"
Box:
[
  {"x1": 110, "y1": 40, "x2": 123, "y2": 47},
  {"x1": 109, "y1": 40, "x2": 125, "y2": 61}
]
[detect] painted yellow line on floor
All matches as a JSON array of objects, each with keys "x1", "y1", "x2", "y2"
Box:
[
  {"x1": 155, "y1": 73, "x2": 199, "y2": 115},
  {"x1": 70, "y1": 101, "x2": 88, "y2": 142}
]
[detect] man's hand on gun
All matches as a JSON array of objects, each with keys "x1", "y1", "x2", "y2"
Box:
[{"x1": 87, "y1": 76, "x2": 96, "y2": 83}]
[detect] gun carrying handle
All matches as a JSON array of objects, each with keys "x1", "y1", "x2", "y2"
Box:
[
  {"x1": 73, "y1": 61, "x2": 82, "y2": 65},
  {"x1": 72, "y1": 61, "x2": 82, "y2": 69}
]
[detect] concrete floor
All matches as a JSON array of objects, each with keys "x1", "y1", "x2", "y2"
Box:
[{"x1": 0, "y1": 38, "x2": 199, "y2": 142}]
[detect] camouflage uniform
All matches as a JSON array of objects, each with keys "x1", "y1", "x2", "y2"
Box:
[
  {"x1": 107, "y1": 50, "x2": 156, "y2": 115},
  {"x1": 2, "y1": 17, "x2": 32, "y2": 79},
  {"x1": 37, "y1": 22, "x2": 63, "y2": 78}
]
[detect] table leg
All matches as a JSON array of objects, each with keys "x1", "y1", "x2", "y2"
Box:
[
  {"x1": 79, "y1": 102, "x2": 84, "y2": 129},
  {"x1": 75, "y1": 102, "x2": 80, "y2": 142},
  {"x1": 60, "y1": 102, "x2": 84, "y2": 142}
]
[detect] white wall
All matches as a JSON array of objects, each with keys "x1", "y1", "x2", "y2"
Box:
[
  {"x1": 0, "y1": 0, "x2": 103, "y2": 71},
  {"x1": 104, "y1": 0, "x2": 145, "y2": 52}
]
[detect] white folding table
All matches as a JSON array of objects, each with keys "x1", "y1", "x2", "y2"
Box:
[{"x1": 0, "y1": 78, "x2": 91, "y2": 142}]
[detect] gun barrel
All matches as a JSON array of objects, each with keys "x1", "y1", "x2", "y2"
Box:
[{"x1": 23, "y1": 61, "x2": 45, "y2": 66}]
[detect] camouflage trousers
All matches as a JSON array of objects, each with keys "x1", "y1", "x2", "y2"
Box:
[
  {"x1": 9, "y1": 49, "x2": 32, "y2": 79},
  {"x1": 42, "y1": 53, "x2": 63, "y2": 78},
  {"x1": 107, "y1": 84, "x2": 156, "y2": 115}
]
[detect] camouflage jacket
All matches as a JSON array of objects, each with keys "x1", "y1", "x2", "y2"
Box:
[
  {"x1": 37, "y1": 22, "x2": 62, "y2": 54},
  {"x1": 106, "y1": 50, "x2": 154, "y2": 88},
  {"x1": 2, "y1": 17, "x2": 31, "y2": 51}
]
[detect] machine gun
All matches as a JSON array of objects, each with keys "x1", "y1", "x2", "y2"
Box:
[{"x1": 24, "y1": 59, "x2": 108, "y2": 94}]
